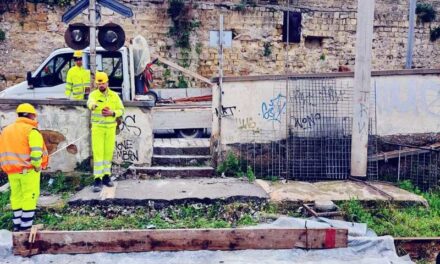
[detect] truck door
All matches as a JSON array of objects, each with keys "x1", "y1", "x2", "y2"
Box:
[{"x1": 30, "y1": 53, "x2": 74, "y2": 99}]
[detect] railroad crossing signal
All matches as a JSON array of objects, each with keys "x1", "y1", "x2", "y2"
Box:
[
  {"x1": 62, "y1": 0, "x2": 132, "y2": 51},
  {"x1": 62, "y1": 0, "x2": 133, "y2": 23}
]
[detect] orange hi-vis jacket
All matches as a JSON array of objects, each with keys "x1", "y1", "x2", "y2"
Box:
[{"x1": 0, "y1": 118, "x2": 49, "y2": 174}]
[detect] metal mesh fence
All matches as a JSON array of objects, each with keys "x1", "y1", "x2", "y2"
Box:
[
  {"x1": 377, "y1": 143, "x2": 440, "y2": 191},
  {"x1": 288, "y1": 77, "x2": 377, "y2": 181},
  {"x1": 224, "y1": 77, "x2": 378, "y2": 181}
]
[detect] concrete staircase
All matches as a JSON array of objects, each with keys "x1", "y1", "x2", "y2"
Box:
[{"x1": 132, "y1": 138, "x2": 215, "y2": 178}]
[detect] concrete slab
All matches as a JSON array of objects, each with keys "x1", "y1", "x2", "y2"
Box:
[
  {"x1": 38, "y1": 195, "x2": 64, "y2": 209},
  {"x1": 69, "y1": 178, "x2": 269, "y2": 205},
  {"x1": 256, "y1": 180, "x2": 427, "y2": 205}
]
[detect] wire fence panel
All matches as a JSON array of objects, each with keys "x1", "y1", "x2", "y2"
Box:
[
  {"x1": 223, "y1": 77, "x2": 378, "y2": 181},
  {"x1": 377, "y1": 143, "x2": 440, "y2": 191}
]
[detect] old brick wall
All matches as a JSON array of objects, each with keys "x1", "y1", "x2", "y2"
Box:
[{"x1": 0, "y1": 0, "x2": 439, "y2": 90}]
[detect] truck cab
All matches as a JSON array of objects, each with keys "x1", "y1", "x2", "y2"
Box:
[
  {"x1": 0, "y1": 47, "x2": 132, "y2": 101},
  {"x1": 0, "y1": 47, "x2": 211, "y2": 138}
]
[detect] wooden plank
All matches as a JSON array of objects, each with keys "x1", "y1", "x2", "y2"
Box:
[
  {"x1": 13, "y1": 228, "x2": 348, "y2": 256},
  {"x1": 155, "y1": 55, "x2": 214, "y2": 87},
  {"x1": 369, "y1": 142, "x2": 440, "y2": 162},
  {"x1": 394, "y1": 237, "x2": 440, "y2": 261}
]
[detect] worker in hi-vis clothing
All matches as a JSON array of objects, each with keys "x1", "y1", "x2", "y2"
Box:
[
  {"x1": 87, "y1": 71, "x2": 124, "y2": 192},
  {"x1": 65, "y1": 50, "x2": 90, "y2": 100},
  {"x1": 0, "y1": 103, "x2": 49, "y2": 231}
]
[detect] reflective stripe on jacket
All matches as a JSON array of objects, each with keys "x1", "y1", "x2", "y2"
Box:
[
  {"x1": 87, "y1": 88, "x2": 125, "y2": 127},
  {"x1": 0, "y1": 118, "x2": 49, "y2": 174},
  {"x1": 65, "y1": 66, "x2": 90, "y2": 100}
]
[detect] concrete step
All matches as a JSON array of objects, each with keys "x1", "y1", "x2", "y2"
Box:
[
  {"x1": 153, "y1": 138, "x2": 211, "y2": 155},
  {"x1": 153, "y1": 147, "x2": 210, "y2": 156},
  {"x1": 130, "y1": 166, "x2": 215, "y2": 178},
  {"x1": 152, "y1": 155, "x2": 212, "y2": 167},
  {"x1": 154, "y1": 138, "x2": 210, "y2": 148}
]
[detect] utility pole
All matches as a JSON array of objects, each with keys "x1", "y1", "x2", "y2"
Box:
[
  {"x1": 350, "y1": 0, "x2": 375, "y2": 178},
  {"x1": 89, "y1": 0, "x2": 97, "y2": 88},
  {"x1": 406, "y1": 0, "x2": 417, "y2": 69},
  {"x1": 217, "y1": 14, "x2": 224, "y2": 162}
]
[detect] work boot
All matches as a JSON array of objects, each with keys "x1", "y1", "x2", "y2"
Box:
[
  {"x1": 93, "y1": 178, "x2": 102, "y2": 192},
  {"x1": 102, "y1": 175, "x2": 114, "y2": 187}
]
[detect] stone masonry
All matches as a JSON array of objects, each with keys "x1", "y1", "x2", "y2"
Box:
[{"x1": 0, "y1": 0, "x2": 440, "y2": 90}]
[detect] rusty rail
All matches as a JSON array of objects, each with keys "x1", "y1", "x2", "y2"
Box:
[{"x1": 394, "y1": 237, "x2": 440, "y2": 262}]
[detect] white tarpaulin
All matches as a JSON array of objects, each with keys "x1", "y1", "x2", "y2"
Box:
[{"x1": 0, "y1": 217, "x2": 413, "y2": 264}]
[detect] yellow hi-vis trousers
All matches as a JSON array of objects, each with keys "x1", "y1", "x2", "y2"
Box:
[
  {"x1": 91, "y1": 125, "x2": 116, "y2": 179},
  {"x1": 8, "y1": 169, "x2": 40, "y2": 230}
]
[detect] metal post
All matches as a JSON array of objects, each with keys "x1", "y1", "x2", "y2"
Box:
[
  {"x1": 350, "y1": 0, "x2": 375, "y2": 178},
  {"x1": 406, "y1": 0, "x2": 417, "y2": 69},
  {"x1": 89, "y1": 0, "x2": 97, "y2": 88},
  {"x1": 284, "y1": 0, "x2": 290, "y2": 181},
  {"x1": 397, "y1": 146, "x2": 402, "y2": 181},
  {"x1": 217, "y1": 14, "x2": 224, "y2": 162}
]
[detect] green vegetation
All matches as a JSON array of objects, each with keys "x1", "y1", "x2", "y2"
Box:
[
  {"x1": 177, "y1": 75, "x2": 189, "y2": 88},
  {"x1": 263, "y1": 42, "x2": 272, "y2": 57},
  {"x1": 430, "y1": 26, "x2": 440, "y2": 41},
  {"x1": 2, "y1": 170, "x2": 440, "y2": 241},
  {"x1": 217, "y1": 152, "x2": 256, "y2": 182},
  {"x1": 40, "y1": 172, "x2": 93, "y2": 194},
  {"x1": 246, "y1": 166, "x2": 256, "y2": 182},
  {"x1": 340, "y1": 180, "x2": 440, "y2": 237},
  {"x1": 234, "y1": 0, "x2": 257, "y2": 12},
  {"x1": 0, "y1": 29, "x2": 5, "y2": 42},
  {"x1": 216, "y1": 151, "x2": 242, "y2": 176},
  {"x1": 0, "y1": 198, "x2": 263, "y2": 230},
  {"x1": 0, "y1": 191, "x2": 13, "y2": 230},
  {"x1": 416, "y1": 3, "x2": 436, "y2": 23},
  {"x1": 167, "y1": 0, "x2": 201, "y2": 50},
  {"x1": 195, "y1": 42, "x2": 203, "y2": 55}
]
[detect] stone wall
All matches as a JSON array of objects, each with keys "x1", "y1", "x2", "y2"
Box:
[{"x1": 1, "y1": 0, "x2": 440, "y2": 90}]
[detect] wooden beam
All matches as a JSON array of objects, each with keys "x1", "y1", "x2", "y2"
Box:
[
  {"x1": 369, "y1": 143, "x2": 440, "y2": 162},
  {"x1": 154, "y1": 55, "x2": 214, "y2": 87},
  {"x1": 13, "y1": 228, "x2": 348, "y2": 256},
  {"x1": 394, "y1": 237, "x2": 440, "y2": 261}
]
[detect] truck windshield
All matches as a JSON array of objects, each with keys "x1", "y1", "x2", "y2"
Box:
[
  {"x1": 33, "y1": 54, "x2": 73, "y2": 88},
  {"x1": 86, "y1": 51, "x2": 123, "y2": 88}
]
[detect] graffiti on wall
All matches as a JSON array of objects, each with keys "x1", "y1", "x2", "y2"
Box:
[
  {"x1": 291, "y1": 86, "x2": 345, "y2": 107},
  {"x1": 261, "y1": 93, "x2": 287, "y2": 123},
  {"x1": 294, "y1": 113, "x2": 321, "y2": 130},
  {"x1": 119, "y1": 114, "x2": 142, "y2": 136},
  {"x1": 237, "y1": 117, "x2": 260, "y2": 132},
  {"x1": 115, "y1": 139, "x2": 139, "y2": 162}
]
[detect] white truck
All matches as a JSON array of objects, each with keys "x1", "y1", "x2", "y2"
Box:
[{"x1": 0, "y1": 46, "x2": 212, "y2": 138}]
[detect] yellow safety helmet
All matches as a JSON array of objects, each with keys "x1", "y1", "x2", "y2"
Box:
[
  {"x1": 95, "y1": 71, "x2": 109, "y2": 84},
  {"x1": 73, "y1": 50, "x2": 83, "y2": 58},
  {"x1": 16, "y1": 103, "x2": 37, "y2": 115}
]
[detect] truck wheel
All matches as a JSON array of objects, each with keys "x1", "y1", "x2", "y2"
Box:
[
  {"x1": 176, "y1": 129, "x2": 204, "y2": 138},
  {"x1": 146, "y1": 91, "x2": 157, "y2": 106}
]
